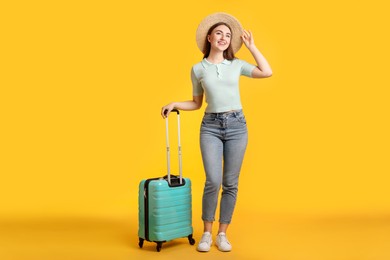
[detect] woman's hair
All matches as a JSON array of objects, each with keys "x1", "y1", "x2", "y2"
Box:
[{"x1": 203, "y1": 22, "x2": 236, "y2": 60}]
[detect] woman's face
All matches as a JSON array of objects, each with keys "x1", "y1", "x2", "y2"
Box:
[{"x1": 207, "y1": 25, "x2": 231, "y2": 52}]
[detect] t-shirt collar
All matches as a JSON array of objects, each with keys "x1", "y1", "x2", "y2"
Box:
[{"x1": 201, "y1": 58, "x2": 232, "y2": 68}]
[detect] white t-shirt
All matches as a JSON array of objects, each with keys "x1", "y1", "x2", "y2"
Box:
[{"x1": 191, "y1": 58, "x2": 256, "y2": 113}]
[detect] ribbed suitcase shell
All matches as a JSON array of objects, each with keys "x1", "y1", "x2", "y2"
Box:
[
  {"x1": 138, "y1": 177, "x2": 193, "y2": 243},
  {"x1": 138, "y1": 110, "x2": 194, "y2": 251}
]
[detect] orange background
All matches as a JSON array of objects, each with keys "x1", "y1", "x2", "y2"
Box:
[{"x1": 1, "y1": 0, "x2": 389, "y2": 259}]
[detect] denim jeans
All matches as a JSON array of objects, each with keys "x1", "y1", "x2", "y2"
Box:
[{"x1": 200, "y1": 110, "x2": 248, "y2": 224}]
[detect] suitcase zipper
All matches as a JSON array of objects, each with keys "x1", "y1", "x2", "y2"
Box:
[{"x1": 143, "y1": 178, "x2": 160, "y2": 242}]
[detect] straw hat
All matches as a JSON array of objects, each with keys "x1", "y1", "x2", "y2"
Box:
[{"x1": 196, "y1": 12, "x2": 244, "y2": 54}]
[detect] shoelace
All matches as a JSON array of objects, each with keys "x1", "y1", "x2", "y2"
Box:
[
  {"x1": 200, "y1": 233, "x2": 211, "y2": 243},
  {"x1": 218, "y1": 233, "x2": 230, "y2": 244}
]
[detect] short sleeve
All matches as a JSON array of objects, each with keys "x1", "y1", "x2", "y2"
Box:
[
  {"x1": 191, "y1": 67, "x2": 203, "y2": 96},
  {"x1": 240, "y1": 60, "x2": 257, "y2": 78}
]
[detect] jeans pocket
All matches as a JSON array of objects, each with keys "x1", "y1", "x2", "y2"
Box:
[
  {"x1": 201, "y1": 115, "x2": 216, "y2": 126},
  {"x1": 239, "y1": 116, "x2": 246, "y2": 123},
  {"x1": 235, "y1": 113, "x2": 246, "y2": 124}
]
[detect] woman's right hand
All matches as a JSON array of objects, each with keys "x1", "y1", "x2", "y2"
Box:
[{"x1": 161, "y1": 103, "x2": 176, "y2": 118}]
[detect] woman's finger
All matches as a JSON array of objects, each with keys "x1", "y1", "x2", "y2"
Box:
[{"x1": 161, "y1": 107, "x2": 168, "y2": 118}]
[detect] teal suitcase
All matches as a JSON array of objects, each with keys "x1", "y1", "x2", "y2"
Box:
[{"x1": 138, "y1": 110, "x2": 195, "y2": 252}]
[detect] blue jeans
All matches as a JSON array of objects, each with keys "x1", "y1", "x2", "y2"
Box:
[{"x1": 200, "y1": 110, "x2": 248, "y2": 224}]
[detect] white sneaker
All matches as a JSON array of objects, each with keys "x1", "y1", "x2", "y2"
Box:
[
  {"x1": 197, "y1": 232, "x2": 212, "y2": 252},
  {"x1": 216, "y1": 232, "x2": 232, "y2": 252}
]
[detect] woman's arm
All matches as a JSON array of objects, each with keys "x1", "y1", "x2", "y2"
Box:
[
  {"x1": 241, "y1": 30, "x2": 273, "y2": 78},
  {"x1": 161, "y1": 95, "x2": 203, "y2": 118}
]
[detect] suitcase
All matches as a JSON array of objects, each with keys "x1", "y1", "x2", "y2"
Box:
[{"x1": 138, "y1": 109, "x2": 195, "y2": 252}]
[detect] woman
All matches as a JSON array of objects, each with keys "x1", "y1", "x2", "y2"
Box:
[{"x1": 161, "y1": 12, "x2": 272, "y2": 252}]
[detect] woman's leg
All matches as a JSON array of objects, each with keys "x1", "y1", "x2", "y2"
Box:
[
  {"x1": 204, "y1": 221, "x2": 213, "y2": 233},
  {"x1": 218, "y1": 223, "x2": 229, "y2": 233},
  {"x1": 198, "y1": 121, "x2": 223, "y2": 252},
  {"x1": 200, "y1": 128, "x2": 223, "y2": 224},
  {"x1": 219, "y1": 126, "x2": 248, "y2": 225},
  {"x1": 216, "y1": 123, "x2": 247, "y2": 252}
]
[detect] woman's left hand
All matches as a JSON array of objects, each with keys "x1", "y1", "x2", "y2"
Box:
[{"x1": 241, "y1": 29, "x2": 255, "y2": 49}]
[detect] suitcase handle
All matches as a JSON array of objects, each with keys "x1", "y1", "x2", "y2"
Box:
[
  {"x1": 165, "y1": 109, "x2": 182, "y2": 185},
  {"x1": 163, "y1": 108, "x2": 180, "y2": 117},
  {"x1": 162, "y1": 175, "x2": 186, "y2": 187}
]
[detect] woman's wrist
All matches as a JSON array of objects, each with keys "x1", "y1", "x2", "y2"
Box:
[{"x1": 247, "y1": 44, "x2": 258, "y2": 52}]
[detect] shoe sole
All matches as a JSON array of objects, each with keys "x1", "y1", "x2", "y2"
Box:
[
  {"x1": 197, "y1": 242, "x2": 212, "y2": 252},
  {"x1": 216, "y1": 242, "x2": 232, "y2": 252},
  {"x1": 217, "y1": 247, "x2": 232, "y2": 252}
]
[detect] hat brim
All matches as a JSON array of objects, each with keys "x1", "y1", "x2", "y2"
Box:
[{"x1": 196, "y1": 12, "x2": 243, "y2": 54}]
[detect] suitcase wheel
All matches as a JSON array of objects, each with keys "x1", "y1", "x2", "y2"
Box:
[
  {"x1": 188, "y1": 234, "x2": 195, "y2": 245},
  {"x1": 138, "y1": 238, "x2": 144, "y2": 248},
  {"x1": 156, "y1": 242, "x2": 163, "y2": 252}
]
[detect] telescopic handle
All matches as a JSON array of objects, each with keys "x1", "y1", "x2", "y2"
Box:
[{"x1": 165, "y1": 109, "x2": 182, "y2": 185}]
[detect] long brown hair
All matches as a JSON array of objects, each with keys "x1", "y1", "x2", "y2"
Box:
[{"x1": 203, "y1": 22, "x2": 236, "y2": 60}]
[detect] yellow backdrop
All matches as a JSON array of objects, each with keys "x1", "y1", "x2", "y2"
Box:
[{"x1": 1, "y1": 0, "x2": 389, "y2": 259}]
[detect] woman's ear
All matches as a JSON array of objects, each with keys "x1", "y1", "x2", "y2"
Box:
[{"x1": 207, "y1": 35, "x2": 210, "y2": 42}]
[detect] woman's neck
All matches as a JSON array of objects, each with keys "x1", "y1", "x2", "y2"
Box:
[{"x1": 206, "y1": 50, "x2": 225, "y2": 64}]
